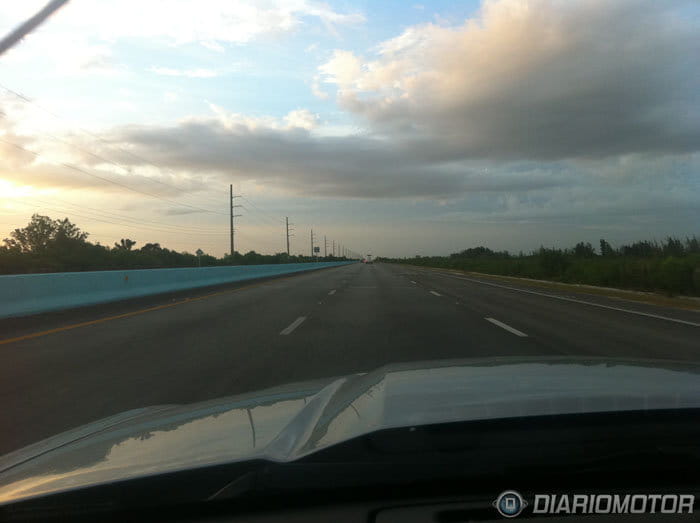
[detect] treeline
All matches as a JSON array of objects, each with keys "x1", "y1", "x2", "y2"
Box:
[
  {"x1": 0, "y1": 214, "x2": 349, "y2": 275},
  {"x1": 380, "y1": 237, "x2": 700, "y2": 296}
]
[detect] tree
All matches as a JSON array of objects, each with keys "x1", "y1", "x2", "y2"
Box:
[
  {"x1": 451, "y1": 246, "x2": 495, "y2": 258},
  {"x1": 599, "y1": 239, "x2": 615, "y2": 257},
  {"x1": 114, "y1": 238, "x2": 137, "y2": 251},
  {"x1": 619, "y1": 240, "x2": 660, "y2": 257},
  {"x1": 662, "y1": 237, "x2": 684, "y2": 257},
  {"x1": 140, "y1": 242, "x2": 162, "y2": 253},
  {"x1": 54, "y1": 217, "x2": 88, "y2": 243},
  {"x1": 573, "y1": 242, "x2": 596, "y2": 258},
  {"x1": 3, "y1": 214, "x2": 88, "y2": 253},
  {"x1": 538, "y1": 247, "x2": 569, "y2": 276}
]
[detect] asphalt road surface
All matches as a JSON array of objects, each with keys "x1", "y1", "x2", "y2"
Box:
[{"x1": 1, "y1": 262, "x2": 698, "y2": 455}]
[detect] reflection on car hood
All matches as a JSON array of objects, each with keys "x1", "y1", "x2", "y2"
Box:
[{"x1": 1, "y1": 356, "x2": 699, "y2": 504}]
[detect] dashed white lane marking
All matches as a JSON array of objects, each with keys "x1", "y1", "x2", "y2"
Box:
[
  {"x1": 485, "y1": 317, "x2": 528, "y2": 337},
  {"x1": 280, "y1": 316, "x2": 307, "y2": 335},
  {"x1": 433, "y1": 272, "x2": 700, "y2": 328},
  {"x1": 328, "y1": 289, "x2": 336, "y2": 295},
  {"x1": 429, "y1": 290, "x2": 442, "y2": 296},
  {"x1": 410, "y1": 280, "x2": 417, "y2": 284}
]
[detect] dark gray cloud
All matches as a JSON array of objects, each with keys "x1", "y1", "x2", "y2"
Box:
[
  {"x1": 323, "y1": 0, "x2": 700, "y2": 160},
  {"x1": 90, "y1": 0, "x2": 700, "y2": 203},
  {"x1": 102, "y1": 116, "x2": 570, "y2": 198},
  {"x1": 3, "y1": 0, "x2": 699, "y2": 229}
]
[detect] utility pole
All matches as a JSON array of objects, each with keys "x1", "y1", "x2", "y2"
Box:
[
  {"x1": 324, "y1": 235, "x2": 328, "y2": 257},
  {"x1": 229, "y1": 184, "x2": 242, "y2": 258},
  {"x1": 229, "y1": 185, "x2": 233, "y2": 257},
  {"x1": 285, "y1": 217, "x2": 294, "y2": 255},
  {"x1": 332, "y1": 240, "x2": 335, "y2": 257},
  {"x1": 310, "y1": 229, "x2": 315, "y2": 259}
]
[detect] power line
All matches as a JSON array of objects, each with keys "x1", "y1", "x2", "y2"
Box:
[
  {"x1": 239, "y1": 204, "x2": 282, "y2": 227},
  {"x1": 16, "y1": 122, "x2": 227, "y2": 214},
  {"x1": 9, "y1": 197, "x2": 298, "y2": 255},
  {"x1": 12, "y1": 197, "x2": 227, "y2": 237},
  {"x1": 234, "y1": 229, "x2": 281, "y2": 251},
  {"x1": 38, "y1": 198, "x2": 224, "y2": 234},
  {"x1": 0, "y1": 82, "x2": 227, "y2": 210},
  {"x1": 0, "y1": 84, "x2": 361, "y2": 257},
  {"x1": 0, "y1": 137, "x2": 228, "y2": 216},
  {"x1": 0, "y1": 83, "x2": 306, "y2": 255},
  {"x1": 33, "y1": 193, "x2": 226, "y2": 233},
  {"x1": 240, "y1": 196, "x2": 285, "y2": 224}
]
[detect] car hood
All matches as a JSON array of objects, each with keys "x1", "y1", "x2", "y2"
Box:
[{"x1": 1, "y1": 356, "x2": 699, "y2": 504}]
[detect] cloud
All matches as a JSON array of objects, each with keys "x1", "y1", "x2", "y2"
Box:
[
  {"x1": 90, "y1": 109, "x2": 572, "y2": 199},
  {"x1": 0, "y1": 97, "x2": 209, "y2": 196},
  {"x1": 0, "y1": 0, "x2": 364, "y2": 83},
  {"x1": 2, "y1": 33, "x2": 126, "y2": 76},
  {"x1": 284, "y1": 109, "x2": 319, "y2": 130},
  {"x1": 58, "y1": 44, "x2": 123, "y2": 75},
  {"x1": 2, "y1": 0, "x2": 698, "y2": 241},
  {"x1": 318, "y1": 50, "x2": 362, "y2": 88},
  {"x1": 150, "y1": 67, "x2": 220, "y2": 78},
  {"x1": 0, "y1": 1, "x2": 364, "y2": 48},
  {"x1": 163, "y1": 92, "x2": 179, "y2": 103},
  {"x1": 311, "y1": 74, "x2": 330, "y2": 99},
  {"x1": 318, "y1": 0, "x2": 700, "y2": 160},
  {"x1": 200, "y1": 41, "x2": 224, "y2": 52}
]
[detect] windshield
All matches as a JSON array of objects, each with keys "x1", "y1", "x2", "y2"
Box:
[{"x1": 0, "y1": 0, "x2": 699, "y2": 517}]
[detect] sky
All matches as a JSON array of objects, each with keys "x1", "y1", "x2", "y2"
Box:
[{"x1": 0, "y1": 0, "x2": 698, "y2": 258}]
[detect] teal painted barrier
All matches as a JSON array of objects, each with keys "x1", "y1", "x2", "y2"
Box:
[{"x1": 0, "y1": 262, "x2": 354, "y2": 319}]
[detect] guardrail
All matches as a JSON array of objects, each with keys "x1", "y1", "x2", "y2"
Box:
[{"x1": 0, "y1": 262, "x2": 354, "y2": 319}]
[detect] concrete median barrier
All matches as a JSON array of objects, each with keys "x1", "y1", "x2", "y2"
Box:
[{"x1": 0, "y1": 262, "x2": 354, "y2": 318}]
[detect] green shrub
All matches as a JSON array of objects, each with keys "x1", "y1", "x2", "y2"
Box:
[{"x1": 392, "y1": 241, "x2": 700, "y2": 296}]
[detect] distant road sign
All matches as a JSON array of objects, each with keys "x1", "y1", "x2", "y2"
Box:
[{"x1": 314, "y1": 246, "x2": 320, "y2": 253}]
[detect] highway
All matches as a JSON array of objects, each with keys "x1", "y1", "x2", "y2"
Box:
[{"x1": 1, "y1": 262, "x2": 698, "y2": 456}]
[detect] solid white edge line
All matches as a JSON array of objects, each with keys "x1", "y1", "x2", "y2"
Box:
[
  {"x1": 485, "y1": 317, "x2": 528, "y2": 337},
  {"x1": 429, "y1": 290, "x2": 442, "y2": 296},
  {"x1": 328, "y1": 289, "x2": 336, "y2": 295},
  {"x1": 432, "y1": 271, "x2": 700, "y2": 328},
  {"x1": 280, "y1": 316, "x2": 307, "y2": 335}
]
